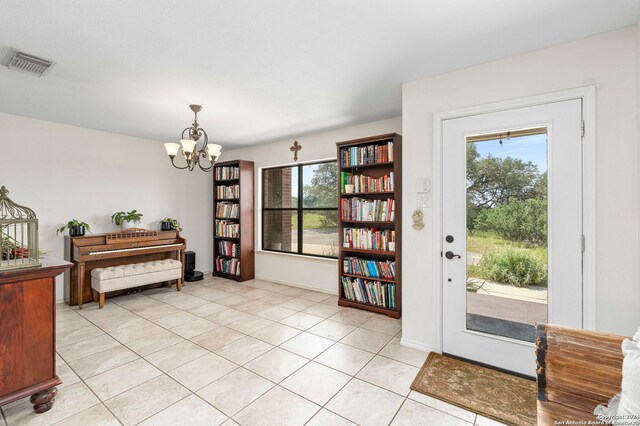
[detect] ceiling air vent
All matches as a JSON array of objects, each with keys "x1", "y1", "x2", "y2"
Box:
[{"x1": 7, "y1": 51, "x2": 54, "y2": 77}]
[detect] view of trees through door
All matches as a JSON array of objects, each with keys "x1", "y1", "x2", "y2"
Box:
[{"x1": 466, "y1": 129, "x2": 548, "y2": 342}]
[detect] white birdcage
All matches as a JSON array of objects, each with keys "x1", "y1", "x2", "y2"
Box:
[{"x1": 0, "y1": 185, "x2": 41, "y2": 271}]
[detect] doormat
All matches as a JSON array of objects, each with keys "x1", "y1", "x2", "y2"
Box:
[{"x1": 410, "y1": 352, "x2": 536, "y2": 426}]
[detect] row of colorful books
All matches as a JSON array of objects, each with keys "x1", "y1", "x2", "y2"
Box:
[
  {"x1": 215, "y1": 257, "x2": 240, "y2": 276},
  {"x1": 215, "y1": 166, "x2": 240, "y2": 180},
  {"x1": 343, "y1": 257, "x2": 396, "y2": 279},
  {"x1": 341, "y1": 198, "x2": 395, "y2": 222},
  {"x1": 340, "y1": 142, "x2": 393, "y2": 167},
  {"x1": 341, "y1": 277, "x2": 396, "y2": 309},
  {"x1": 216, "y1": 202, "x2": 239, "y2": 218},
  {"x1": 342, "y1": 228, "x2": 396, "y2": 251},
  {"x1": 217, "y1": 185, "x2": 240, "y2": 199},
  {"x1": 218, "y1": 241, "x2": 240, "y2": 257},
  {"x1": 215, "y1": 220, "x2": 239, "y2": 238},
  {"x1": 340, "y1": 172, "x2": 394, "y2": 193}
]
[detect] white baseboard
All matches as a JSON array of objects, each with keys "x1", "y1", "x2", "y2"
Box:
[
  {"x1": 400, "y1": 337, "x2": 435, "y2": 353},
  {"x1": 255, "y1": 276, "x2": 337, "y2": 296}
]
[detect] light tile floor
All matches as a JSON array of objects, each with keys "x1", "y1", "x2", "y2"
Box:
[{"x1": 0, "y1": 276, "x2": 507, "y2": 426}]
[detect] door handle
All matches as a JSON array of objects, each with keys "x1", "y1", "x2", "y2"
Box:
[{"x1": 445, "y1": 251, "x2": 461, "y2": 260}]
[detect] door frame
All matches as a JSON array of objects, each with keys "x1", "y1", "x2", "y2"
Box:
[{"x1": 432, "y1": 86, "x2": 596, "y2": 354}]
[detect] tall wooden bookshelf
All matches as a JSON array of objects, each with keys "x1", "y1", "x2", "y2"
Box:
[
  {"x1": 337, "y1": 133, "x2": 402, "y2": 319},
  {"x1": 213, "y1": 160, "x2": 255, "y2": 282}
]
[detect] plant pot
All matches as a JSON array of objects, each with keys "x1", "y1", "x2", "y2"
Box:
[
  {"x1": 121, "y1": 221, "x2": 138, "y2": 230},
  {"x1": 69, "y1": 226, "x2": 85, "y2": 237},
  {"x1": 160, "y1": 221, "x2": 173, "y2": 231}
]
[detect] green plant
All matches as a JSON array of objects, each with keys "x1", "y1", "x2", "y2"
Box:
[
  {"x1": 56, "y1": 219, "x2": 91, "y2": 235},
  {"x1": 474, "y1": 198, "x2": 547, "y2": 246},
  {"x1": 160, "y1": 217, "x2": 182, "y2": 231},
  {"x1": 478, "y1": 246, "x2": 548, "y2": 288},
  {"x1": 111, "y1": 210, "x2": 143, "y2": 227}
]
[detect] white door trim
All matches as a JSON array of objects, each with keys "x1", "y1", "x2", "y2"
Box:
[{"x1": 432, "y1": 86, "x2": 597, "y2": 354}]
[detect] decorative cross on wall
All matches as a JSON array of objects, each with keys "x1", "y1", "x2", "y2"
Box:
[{"x1": 290, "y1": 141, "x2": 302, "y2": 161}]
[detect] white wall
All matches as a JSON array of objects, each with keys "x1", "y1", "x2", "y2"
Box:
[
  {"x1": 402, "y1": 27, "x2": 640, "y2": 350},
  {"x1": 222, "y1": 117, "x2": 401, "y2": 293},
  {"x1": 0, "y1": 113, "x2": 212, "y2": 300}
]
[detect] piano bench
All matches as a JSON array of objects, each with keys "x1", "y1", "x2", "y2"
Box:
[{"x1": 90, "y1": 259, "x2": 183, "y2": 308}]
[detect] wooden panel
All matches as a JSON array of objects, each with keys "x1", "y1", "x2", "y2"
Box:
[
  {"x1": 536, "y1": 324, "x2": 625, "y2": 424},
  {"x1": 0, "y1": 282, "x2": 24, "y2": 395},
  {"x1": 22, "y1": 278, "x2": 54, "y2": 390}
]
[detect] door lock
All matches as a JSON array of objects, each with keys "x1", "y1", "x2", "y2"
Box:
[{"x1": 445, "y1": 251, "x2": 461, "y2": 260}]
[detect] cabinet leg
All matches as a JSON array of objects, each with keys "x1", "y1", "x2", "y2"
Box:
[
  {"x1": 30, "y1": 387, "x2": 57, "y2": 414},
  {"x1": 99, "y1": 293, "x2": 105, "y2": 309}
]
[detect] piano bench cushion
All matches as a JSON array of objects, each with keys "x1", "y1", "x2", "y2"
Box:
[{"x1": 91, "y1": 259, "x2": 182, "y2": 294}]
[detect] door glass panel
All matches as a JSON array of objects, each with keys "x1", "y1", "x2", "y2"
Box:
[{"x1": 466, "y1": 129, "x2": 548, "y2": 342}]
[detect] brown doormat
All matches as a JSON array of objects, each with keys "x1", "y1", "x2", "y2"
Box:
[{"x1": 411, "y1": 352, "x2": 536, "y2": 426}]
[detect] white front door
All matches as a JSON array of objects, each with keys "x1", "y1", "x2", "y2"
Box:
[{"x1": 442, "y1": 99, "x2": 583, "y2": 377}]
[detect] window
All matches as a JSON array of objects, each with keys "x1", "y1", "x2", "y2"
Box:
[{"x1": 262, "y1": 160, "x2": 338, "y2": 258}]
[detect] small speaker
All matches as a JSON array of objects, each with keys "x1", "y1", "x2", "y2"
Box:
[
  {"x1": 185, "y1": 251, "x2": 196, "y2": 272},
  {"x1": 183, "y1": 251, "x2": 203, "y2": 282}
]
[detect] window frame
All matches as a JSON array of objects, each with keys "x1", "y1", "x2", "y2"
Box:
[{"x1": 261, "y1": 159, "x2": 338, "y2": 259}]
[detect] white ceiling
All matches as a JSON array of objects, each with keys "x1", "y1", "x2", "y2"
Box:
[{"x1": 0, "y1": 0, "x2": 638, "y2": 147}]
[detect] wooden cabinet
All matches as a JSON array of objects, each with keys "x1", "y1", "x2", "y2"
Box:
[
  {"x1": 213, "y1": 160, "x2": 255, "y2": 281},
  {"x1": 0, "y1": 260, "x2": 72, "y2": 413},
  {"x1": 337, "y1": 133, "x2": 402, "y2": 318}
]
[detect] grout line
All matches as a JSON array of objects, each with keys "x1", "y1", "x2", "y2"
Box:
[{"x1": 53, "y1": 276, "x2": 418, "y2": 425}]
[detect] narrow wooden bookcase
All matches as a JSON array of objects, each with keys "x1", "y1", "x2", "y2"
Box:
[
  {"x1": 213, "y1": 160, "x2": 255, "y2": 281},
  {"x1": 337, "y1": 133, "x2": 402, "y2": 319}
]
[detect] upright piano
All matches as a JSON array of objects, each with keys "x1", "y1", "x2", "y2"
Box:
[{"x1": 64, "y1": 230, "x2": 186, "y2": 307}]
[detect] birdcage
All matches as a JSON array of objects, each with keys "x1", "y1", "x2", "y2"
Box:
[{"x1": 0, "y1": 185, "x2": 41, "y2": 271}]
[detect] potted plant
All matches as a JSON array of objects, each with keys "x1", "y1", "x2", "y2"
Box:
[
  {"x1": 160, "y1": 217, "x2": 182, "y2": 231},
  {"x1": 56, "y1": 219, "x2": 91, "y2": 236},
  {"x1": 111, "y1": 210, "x2": 143, "y2": 229}
]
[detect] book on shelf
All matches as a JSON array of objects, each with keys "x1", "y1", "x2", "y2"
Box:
[
  {"x1": 216, "y1": 256, "x2": 240, "y2": 276},
  {"x1": 341, "y1": 197, "x2": 395, "y2": 222},
  {"x1": 217, "y1": 184, "x2": 240, "y2": 199},
  {"x1": 218, "y1": 241, "x2": 240, "y2": 257},
  {"x1": 342, "y1": 228, "x2": 395, "y2": 251},
  {"x1": 343, "y1": 257, "x2": 395, "y2": 279},
  {"x1": 215, "y1": 220, "x2": 239, "y2": 238},
  {"x1": 215, "y1": 166, "x2": 240, "y2": 180},
  {"x1": 340, "y1": 172, "x2": 394, "y2": 193},
  {"x1": 341, "y1": 276, "x2": 396, "y2": 309},
  {"x1": 340, "y1": 141, "x2": 393, "y2": 167},
  {"x1": 216, "y1": 202, "x2": 239, "y2": 218}
]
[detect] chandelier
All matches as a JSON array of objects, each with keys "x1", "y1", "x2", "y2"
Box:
[{"x1": 164, "y1": 104, "x2": 222, "y2": 172}]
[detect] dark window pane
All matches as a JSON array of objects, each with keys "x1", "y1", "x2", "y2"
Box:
[
  {"x1": 264, "y1": 210, "x2": 298, "y2": 253},
  {"x1": 302, "y1": 210, "x2": 338, "y2": 257},
  {"x1": 302, "y1": 162, "x2": 338, "y2": 208},
  {"x1": 263, "y1": 167, "x2": 298, "y2": 208}
]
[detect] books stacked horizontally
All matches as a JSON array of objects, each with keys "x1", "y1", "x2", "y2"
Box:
[
  {"x1": 340, "y1": 172, "x2": 394, "y2": 193},
  {"x1": 218, "y1": 241, "x2": 240, "y2": 257},
  {"x1": 215, "y1": 220, "x2": 239, "y2": 238},
  {"x1": 215, "y1": 166, "x2": 240, "y2": 180},
  {"x1": 216, "y1": 202, "x2": 239, "y2": 218},
  {"x1": 341, "y1": 198, "x2": 395, "y2": 222},
  {"x1": 340, "y1": 141, "x2": 394, "y2": 167},
  {"x1": 217, "y1": 185, "x2": 240, "y2": 199},
  {"x1": 343, "y1": 228, "x2": 395, "y2": 251},
  {"x1": 341, "y1": 277, "x2": 396, "y2": 309},
  {"x1": 216, "y1": 257, "x2": 240, "y2": 276},
  {"x1": 343, "y1": 257, "x2": 395, "y2": 280}
]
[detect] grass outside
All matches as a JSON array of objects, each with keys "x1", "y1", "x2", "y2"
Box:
[
  {"x1": 468, "y1": 231, "x2": 547, "y2": 262},
  {"x1": 467, "y1": 231, "x2": 548, "y2": 282},
  {"x1": 291, "y1": 212, "x2": 337, "y2": 230}
]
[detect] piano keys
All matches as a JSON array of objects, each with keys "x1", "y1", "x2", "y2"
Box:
[{"x1": 64, "y1": 230, "x2": 187, "y2": 307}]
